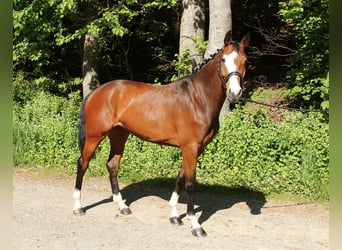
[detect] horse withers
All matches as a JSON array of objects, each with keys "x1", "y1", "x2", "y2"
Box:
[{"x1": 73, "y1": 31, "x2": 249, "y2": 237}]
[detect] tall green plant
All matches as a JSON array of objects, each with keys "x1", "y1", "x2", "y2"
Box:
[{"x1": 13, "y1": 92, "x2": 80, "y2": 173}]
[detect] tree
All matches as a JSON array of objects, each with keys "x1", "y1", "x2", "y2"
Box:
[
  {"x1": 205, "y1": 0, "x2": 232, "y2": 59},
  {"x1": 179, "y1": 0, "x2": 206, "y2": 69},
  {"x1": 82, "y1": 33, "x2": 100, "y2": 98},
  {"x1": 205, "y1": 0, "x2": 233, "y2": 123},
  {"x1": 13, "y1": 0, "x2": 178, "y2": 101},
  {"x1": 279, "y1": 0, "x2": 329, "y2": 110},
  {"x1": 13, "y1": 0, "x2": 94, "y2": 101}
]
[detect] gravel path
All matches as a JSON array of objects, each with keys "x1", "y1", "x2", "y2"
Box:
[{"x1": 13, "y1": 168, "x2": 329, "y2": 249}]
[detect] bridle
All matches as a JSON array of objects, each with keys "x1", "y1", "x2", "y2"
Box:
[{"x1": 217, "y1": 49, "x2": 244, "y2": 90}]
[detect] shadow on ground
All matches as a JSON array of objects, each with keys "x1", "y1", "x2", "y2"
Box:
[{"x1": 82, "y1": 178, "x2": 266, "y2": 224}]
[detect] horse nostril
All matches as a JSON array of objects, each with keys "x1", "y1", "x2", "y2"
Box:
[{"x1": 228, "y1": 87, "x2": 242, "y2": 97}]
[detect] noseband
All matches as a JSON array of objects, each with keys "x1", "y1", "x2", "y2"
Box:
[{"x1": 217, "y1": 51, "x2": 244, "y2": 90}]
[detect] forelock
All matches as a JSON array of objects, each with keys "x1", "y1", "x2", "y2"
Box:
[{"x1": 232, "y1": 41, "x2": 240, "y2": 52}]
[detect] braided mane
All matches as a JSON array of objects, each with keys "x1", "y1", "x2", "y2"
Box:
[
  {"x1": 192, "y1": 41, "x2": 240, "y2": 74},
  {"x1": 191, "y1": 49, "x2": 222, "y2": 74}
]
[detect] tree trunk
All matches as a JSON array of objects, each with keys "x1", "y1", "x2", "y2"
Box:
[
  {"x1": 179, "y1": 0, "x2": 206, "y2": 69},
  {"x1": 205, "y1": 0, "x2": 232, "y2": 58},
  {"x1": 82, "y1": 33, "x2": 100, "y2": 99},
  {"x1": 205, "y1": 0, "x2": 232, "y2": 123}
]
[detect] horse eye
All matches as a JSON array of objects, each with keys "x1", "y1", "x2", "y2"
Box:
[{"x1": 221, "y1": 58, "x2": 225, "y2": 63}]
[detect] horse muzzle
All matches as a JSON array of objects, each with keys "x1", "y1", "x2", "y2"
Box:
[
  {"x1": 223, "y1": 71, "x2": 243, "y2": 103},
  {"x1": 226, "y1": 87, "x2": 242, "y2": 103}
]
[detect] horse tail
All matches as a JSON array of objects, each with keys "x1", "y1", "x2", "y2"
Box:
[{"x1": 78, "y1": 92, "x2": 92, "y2": 153}]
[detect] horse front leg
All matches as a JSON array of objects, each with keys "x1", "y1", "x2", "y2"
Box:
[
  {"x1": 185, "y1": 174, "x2": 207, "y2": 237},
  {"x1": 169, "y1": 168, "x2": 185, "y2": 225},
  {"x1": 185, "y1": 172, "x2": 207, "y2": 237},
  {"x1": 182, "y1": 145, "x2": 207, "y2": 237}
]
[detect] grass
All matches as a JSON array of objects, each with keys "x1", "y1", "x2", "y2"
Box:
[
  {"x1": 244, "y1": 87, "x2": 287, "y2": 111},
  {"x1": 249, "y1": 87, "x2": 286, "y2": 102}
]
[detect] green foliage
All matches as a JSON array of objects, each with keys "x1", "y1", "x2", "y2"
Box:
[
  {"x1": 117, "y1": 137, "x2": 181, "y2": 182},
  {"x1": 191, "y1": 35, "x2": 208, "y2": 58},
  {"x1": 198, "y1": 108, "x2": 329, "y2": 200},
  {"x1": 13, "y1": 92, "x2": 81, "y2": 174},
  {"x1": 171, "y1": 49, "x2": 194, "y2": 81},
  {"x1": 13, "y1": 70, "x2": 82, "y2": 103},
  {"x1": 13, "y1": 0, "x2": 177, "y2": 100},
  {"x1": 14, "y1": 94, "x2": 329, "y2": 200},
  {"x1": 278, "y1": 0, "x2": 329, "y2": 109},
  {"x1": 170, "y1": 36, "x2": 208, "y2": 81},
  {"x1": 13, "y1": 0, "x2": 90, "y2": 99},
  {"x1": 13, "y1": 71, "x2": 36, "y2": 103}
]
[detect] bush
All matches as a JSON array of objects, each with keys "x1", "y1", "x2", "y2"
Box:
[
  {"x1": 13, "y1": 92, "x2": 80, "y2": 174},
  {"x1": 13, "y1": 94, "x2": 329, "y2": 200},
  {"x1": 198, "y1": 108, "x2": 329, "y2": 200}
]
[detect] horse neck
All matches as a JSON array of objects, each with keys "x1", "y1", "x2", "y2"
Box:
[{"x1": 191, "y1": 56, "x2": 226, "y2": 118}]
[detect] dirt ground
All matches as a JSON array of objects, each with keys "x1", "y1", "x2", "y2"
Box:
[{"x1": 13, "y1": 168, "x2": 329, "y2": 249}]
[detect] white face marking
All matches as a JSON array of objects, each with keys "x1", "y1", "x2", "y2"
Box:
[
  {"x1": 223, "y1": 51, "x2": 238, "y2": 72},
  {"x1": 223, "y1": 51, "x2": 242, "y2": 97}
]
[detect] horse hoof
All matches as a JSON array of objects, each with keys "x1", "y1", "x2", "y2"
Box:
[
  {"x1": 120, "y1": 207, "x2": 132, "y2": 215},
  {"x1": 169, "y1": 216, "x2": 184, "y2": 225},
  {"x1": 191, "y1": 227, "x2": 207, "y2": 237},
  {"x1": 73, "y1": 208, "x2": 85, "y2": 216}
]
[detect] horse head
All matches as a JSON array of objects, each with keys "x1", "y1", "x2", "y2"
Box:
[{"x1": 218, "y1": 31, "x2": 249, "y2": 103}]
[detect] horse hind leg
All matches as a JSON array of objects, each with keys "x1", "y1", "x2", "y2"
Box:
[
  {"x1": 106, "y1": 127, "x2": 131, "y2": 215},
  {"x1": 73, "y1": 136, "x2": 104, "y2": 215}
]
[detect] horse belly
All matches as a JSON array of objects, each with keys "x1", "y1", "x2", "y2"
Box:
[{"x1": 120, "y1": 107, "x2": 179, "y2": 146}]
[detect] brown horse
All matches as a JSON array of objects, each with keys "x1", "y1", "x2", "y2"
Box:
[{"x1": 73, "y1": 31, "x2": 249, "y2": 237}]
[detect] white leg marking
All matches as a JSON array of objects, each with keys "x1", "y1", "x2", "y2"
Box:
[
  {"x1": 73, "y1": 188, "x2": 82, "y2": 210},
  {"x1": 169, "y1": 192, "x2": 180, "y2": 217},
  {"x1": 113, "y1": 192, "x2": 129, "y2": 210},
  {"x1": 187, "y1": 214, "x2": 201, "y2": 230}
]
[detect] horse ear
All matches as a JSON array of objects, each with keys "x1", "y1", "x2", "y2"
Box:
[
  {"x1": 240, "y1": 33, "x2": 250, "y2": 48},
  {"x1": 224, "y1": 31, "x2": 233, "y2": 46}
]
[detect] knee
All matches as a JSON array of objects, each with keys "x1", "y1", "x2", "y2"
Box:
[
  {"x1": 77, "y1": 157, "x2": 87, "y2": 171},
  {"x1": 185, "y1": 181, "x2": 196, "y2": 193},
  {"x1": 77, "y1": 157, "x2": 83, "y2": 167},
  {"x1": 106, "y1": 160, "x2": 120, "y2": 175},
  {"x1": 106, "y1": 162, "x2": 117, "y2": 171}
]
